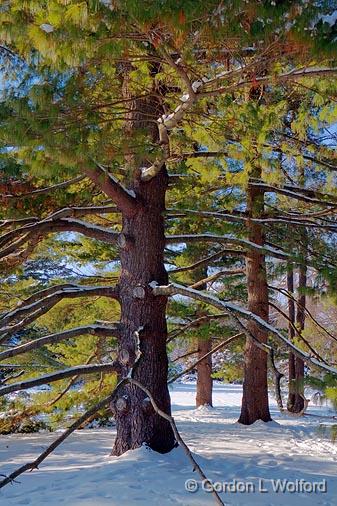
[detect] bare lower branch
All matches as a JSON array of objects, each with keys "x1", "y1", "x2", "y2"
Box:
[
  {"x1": 190, "y1": 269, "x2": 245, "y2": 289},
  {"x1": 170, "y1": 249, "x2": 244, "y2": 274},
  {"x1": 269, "y1": 302, "x2": 328, "y2": 364},
  {"x1": 249, "y1": 181, "x2": 337, "y2": 207},
  {"x1": 0, "y1": 378, "x2": 128, "y2": 490},
  {"x1": 269, "y1": 285, "x2": 337, "y2": 344}
]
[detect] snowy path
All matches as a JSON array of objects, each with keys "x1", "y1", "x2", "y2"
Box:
[{"x1": 1, "y1": 383, "x2": 336, "y2": 505}]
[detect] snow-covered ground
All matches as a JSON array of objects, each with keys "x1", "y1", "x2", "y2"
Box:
[{"x1": 1, "y1": 383, "x2": 337, "y2": 505}]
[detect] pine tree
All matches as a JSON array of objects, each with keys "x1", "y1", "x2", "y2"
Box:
[{"x1": 0, "y1": 2, "x2": 337, "y2": 465}]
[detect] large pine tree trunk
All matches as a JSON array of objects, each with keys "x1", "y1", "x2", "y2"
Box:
[
  {"x1": 196, "y1": 336, "x2": 213, "y2": 407},
  {"x1": 238, "y1": 178, "x2": 271, "y2": 424},
  {"x1": 111, "y1": 65, "x2": 175, "y2": 455},
  {"x1": 288, "y1": 261, "x2": 307, "y2": 413},
  {"x1": 111, "y1": 169, "x2": 175, "y2": 455}
]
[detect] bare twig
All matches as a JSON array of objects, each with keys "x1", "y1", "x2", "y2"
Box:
[
  {"x1": 168, "y1": 333, "x2": 243, "y2": 384},
  {"x1": 129, "y1": 378, "x2": 224, "y2": 506}
]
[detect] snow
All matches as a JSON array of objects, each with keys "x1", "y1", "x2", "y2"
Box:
[
  {"x1": 40, "y1": 24, "x2": 54, "y2": 33},
  {"x1": 1, "y1": 383, "x2": 337, "y2": 505},
  {"x1": 318, "y1": 12, "x2": 337, "y2": 28}
]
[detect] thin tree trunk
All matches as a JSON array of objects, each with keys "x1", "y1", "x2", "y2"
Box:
[
  {"x1": 238, "y1": 174, "x2": 271, "y2": 424},
  {"x1": 191, "y1": 266, "x2": 213, "y2": 408},
  {"x1": 111, "y1": 65, "x2": 175, "y2": 455},
  {"x1": 196, "y1": 335, "x2": 213, "y2": 407},
  {"x1": 288, "y1": 259, "x2": 307, "y2": 413},
  {"x1": 287, "y1": 263, "x2": 297, "y2": 410}
]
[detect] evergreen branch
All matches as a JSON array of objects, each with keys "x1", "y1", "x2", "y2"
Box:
[
  {"x1": 0, "y1": 362, "x2": 121, "y2": 397},
  {"x1": 0, "y1": 324, "x2": 120, "y2": 362},
  {"x1": 141, "y1": 63, "x2": 337, "y2": 183},
  {"x1": 249, "y1": 181, "x2": 337, "y2": 207},
  {"x1": 167, "y1": 313, "x2": 230, "y2": 344},
  {"x1": 0, "y1": 217, "x2": 119, "y2": 255},
  {"x1": 0, "y1": 175, "x2": 85, "y2": 200},
  {"x1": 172, "y1": 207, "x2": 337, "y2": 231},
  {"x1": 166, "y1": 234, "x2": 290, "y2": 260},
  {"x1": 169, "y1": 249, "x2": 243, "y2": 273},
  {"x1": 0, "y1": 285, "x2": 120, "y2": 333},
  {"x1": 199, "y1": 67, "x2": 337, "y2": 98}
]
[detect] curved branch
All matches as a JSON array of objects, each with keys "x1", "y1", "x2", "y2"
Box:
[
  {"x1": 0, "y1": 218, "x2": 119, "y2": 258},
  {"x1": 0, "y1": 324, "x2": 120, "y2": 362},
  {"x1": 0, "y1": 362, "x2": 121, "y2": 397},
  {"x1": 170, "y1": 249, "x2": 245, "y2": 274},
  {"x1": 0, "y1": 285, "x2": 120, "y2": 332}
]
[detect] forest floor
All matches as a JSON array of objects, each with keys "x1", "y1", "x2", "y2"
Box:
[{"x1": 1, "y1": 382, "x2": 336, "y2": 506}]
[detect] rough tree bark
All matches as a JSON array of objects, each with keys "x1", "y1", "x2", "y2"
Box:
[
  {"x1": 196, "y1": 335, "x2": 213, "y2": 407},
  {"x1": 238, "y1": 173, "x2": 271, "y2": 424},
  {"x1": 110, "y1": 66, "x2": 175, "y2": 455},
  {"x1": 195, "y1": 268, "x2": 213, "y2": 408}
]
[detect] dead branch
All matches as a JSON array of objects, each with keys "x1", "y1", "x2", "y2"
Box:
[
  {"x1": 0, "y1": 379, "x2": 127, "y2": 490},
  {"x1": 128, "y1": 378, "x2": 224, "y2": 506},
  {"x1": 269, "y1": 301, "x2": 328, "y2": 364},
  {"x1": 168, "y1": 333, "x2": 244, "y2": 383}
]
